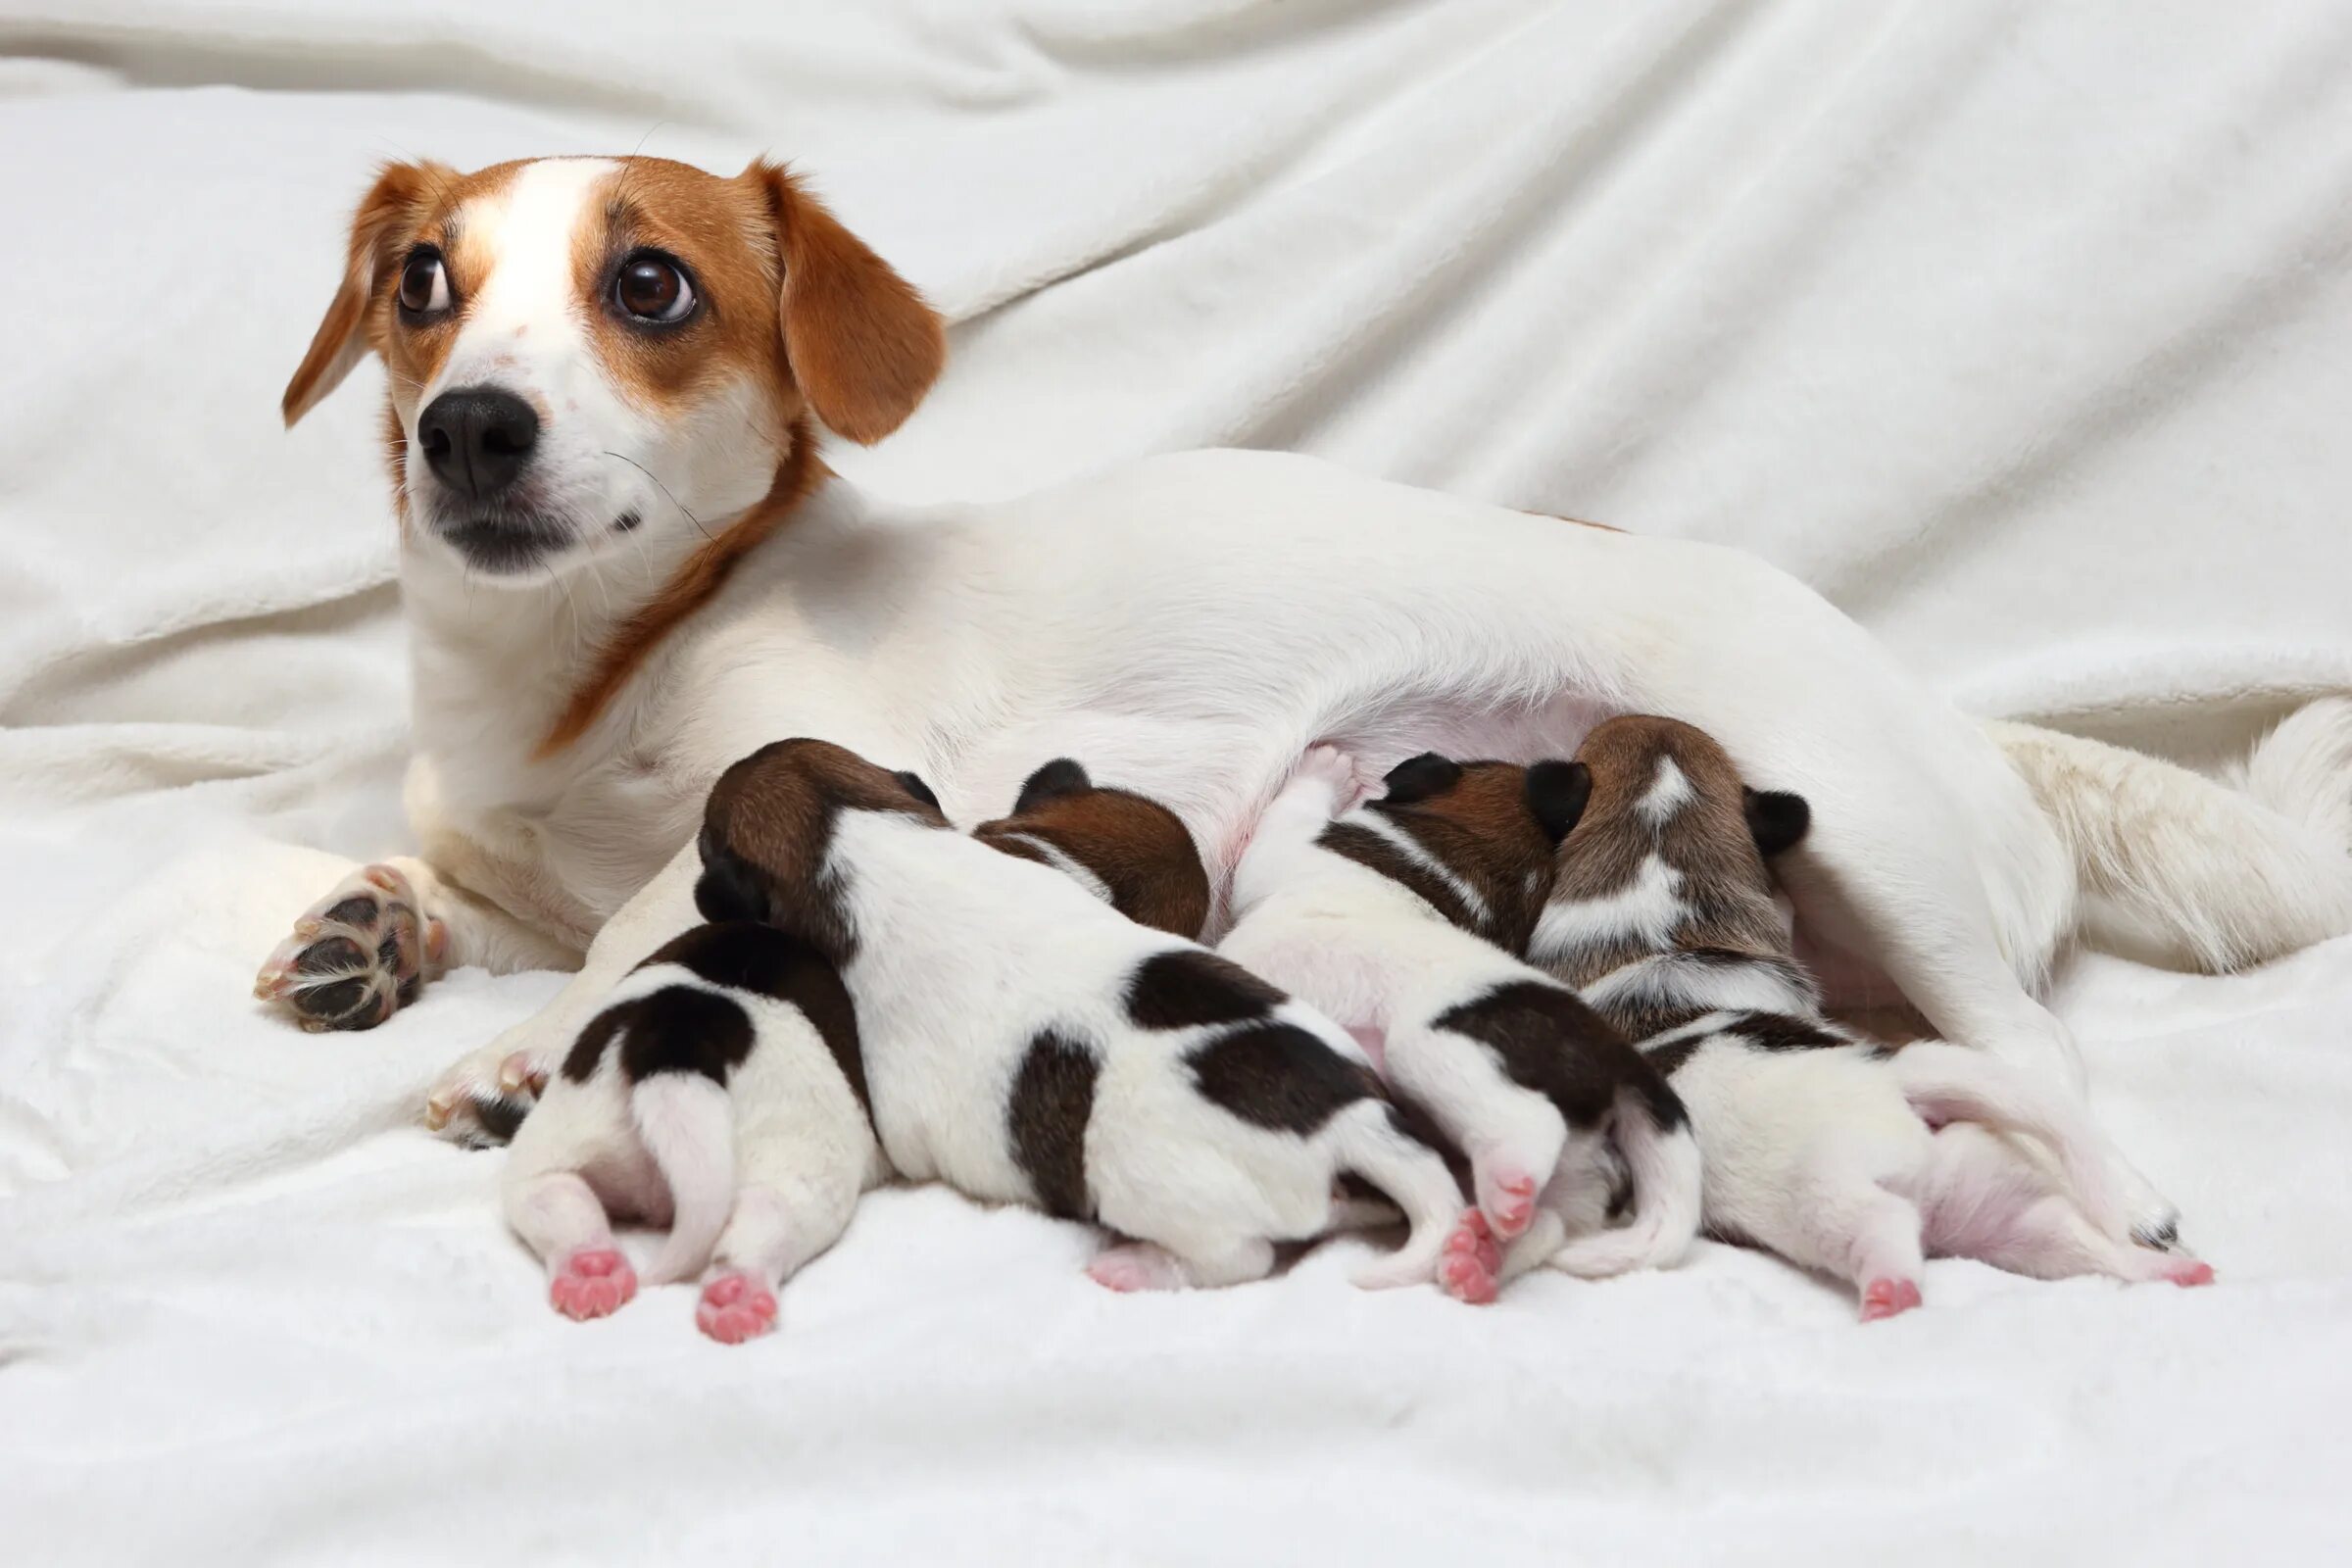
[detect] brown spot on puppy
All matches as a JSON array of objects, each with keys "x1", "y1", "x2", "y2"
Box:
[
  {"x1": 697, "y1": 738, "x2": 950, "y2": 962},
  {"x1": 1187, "y1": 1023, "x2": 1383, "y2": 1134},
  {"x1": 973, "y1": 759, "x2": 1214, "y2": 939},
  {"x1": 1324, "y1": 753, "x2": 1575, "y2": 952},
  {"x1": 644, "y1": 921, "x2": 869, "y2": 1111},
  {"x1": 1433, "y1": 980, "x2": 1687, "y2": 1131},
  {"x1": 1124, "y1": 950, "x2": 1286, "y2": 1031},
  {"x1": 1008, "y1": 1030, "x2": 1099, "y2": 1220}
]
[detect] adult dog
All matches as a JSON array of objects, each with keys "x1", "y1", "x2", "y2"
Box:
[{"x1": 267, "y1": 154, "x2": 2352, "y2": 1244}]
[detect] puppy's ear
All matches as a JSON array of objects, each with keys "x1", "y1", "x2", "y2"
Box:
[
  {"x1": 1744, "y1": 788, "x2": 1811, "y2": 857},
  {"x1": 1524, "y1": 760, "x2": 1592, "y2": 845},
  {"x1": 893, "y1": 770, "x2": 942, "y2": 811},
  {"x1": 283, "y1": 161, "x2": 450, "y2": 427},
  {"x1": 1013, "y1": 758, "x2": 1092, "y2": 815},
  {"x1": 1380, "y1": 752, "x2": 1463, "y2": 805},
  {"x1": 693, "y1": 833, "x2": 770, "y2": 925},
  {"x1": 746, "y1": 159, "x2": 946, "y2": 445}
]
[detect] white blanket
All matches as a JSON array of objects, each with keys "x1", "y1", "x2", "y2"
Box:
[{"x1": 3, "y1": 2, "x2": 2349, "y2": 1560}]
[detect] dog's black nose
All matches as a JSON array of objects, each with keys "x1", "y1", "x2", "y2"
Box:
[{"x1": 417, "y1": 387, "x2": 539, "y2": 500}]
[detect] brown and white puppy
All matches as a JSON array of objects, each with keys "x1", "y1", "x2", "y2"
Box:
[
  {"x1": 1220, "y1": 746, "x2": 1699, "y2": 1303},
  {"x1": 970, "y1": 759, "x2": 1213, "y2": 940},
  {"x1": 1529, "y1": 715, "x2": 2213, "y2": 1319},
  {"x1": 500, "y1": 920, "x2": 882, "y2": 1344},
  {"x1": 695, "y1": 739, "x2": 1463, "y2": 1293}
]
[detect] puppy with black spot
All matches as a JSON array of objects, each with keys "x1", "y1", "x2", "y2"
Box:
[
  {"x1": 1219, "y1": 746, "x2": 1700, "y2": 1303},
  {"x1": 501, "y1": 920, "x2": 883, "y2": 1344},
  {"x1": 696, "y1": 738, "x2": 1464, "y2": 1293},
  {"x1": 1529, "y1": 715, "x2": 2214, "y2": 1319}
]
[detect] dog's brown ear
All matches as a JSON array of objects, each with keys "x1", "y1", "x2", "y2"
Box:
[
  {"x1": 748, "y1": 159, "x2": 945, "y2": 444},
  {"x1": 1743, "y1": 787, "x2": 1811, "y2": 858},
  {"x1": 283, "y1": 162, "x2": 448, "y2": 428}
]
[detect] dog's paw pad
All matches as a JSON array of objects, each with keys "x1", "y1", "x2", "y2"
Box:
[
  {"x1": 550, "y1": 1248, "x2": 637, "y2": 1321},
  {"x1": 1475, "y1": 1167, "x2": 1539, "y2": 1241},
  {"x1": 1297, "y1": 744, "x2": 1376, "y2": 810},
  {"x1": 695, "y1": 1269, "x2": 779, "y2": 1344},
  {"x1": 2164, "y1": 1259, "x2": 2216, "y2": 1288},
  {"x1": 1087, "y1": 1243, "x2": 1187, "y2": 1294},
  {"x1": 255, "y1": 864, "x2": 442, "y2": 1031},
  {"x1": 1440, "y1": 1210, "x2": 1500, "y2": 1304},
  {"x1": 1858, "y1": 1277, "x2": 1923, "y2": 1322}
]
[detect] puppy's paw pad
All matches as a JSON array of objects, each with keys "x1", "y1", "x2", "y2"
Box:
[
  {"x1": 550, "y1": 1248, "x2": 637, "y2": 1321},
  {"x1": 1858, "y1": 1277, "x2": 1923, "y2": 1322},
  {"x1": 1440, "y1": 1211, "x2": 1500, "y2": 1304},
  {"x1": 1087, "y1": 1243, "x2": 1187, "y2": 1294},
  {"x1": 255, "y1": 864, "x2": 439, "y2": 1031},
  {"x1": 1445, "y1": 1207, "x2": 1502, "y2": 1277},
  {"x1": 1297, "y1": 745, "x2": 1375, "y2": 810},
  {"x1": 695, "y1": 1269, "x2": 779, "y2": 1344},
  {"x1": 1475, "y1": 1168, "x2": 1539, "y2": 1241},
  {"x1": 2163, "y1": 1259, "x2": 2216, "y2": 1288}
]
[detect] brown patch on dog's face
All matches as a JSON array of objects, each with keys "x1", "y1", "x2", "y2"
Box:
[
  {"x1": 1354, "y1": 758, "x2": 1561, "y2": 952},
  {"x1": 697, "y1": 738, "x2": 949, "y2": 960},
  {"x1": 973, "y1": 760, "x2": 1212, "y2": 939}
]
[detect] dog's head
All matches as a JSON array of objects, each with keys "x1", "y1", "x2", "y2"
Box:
[
  {"x1": 1336, "y1": 752, "x2": 1586, "y2": 952},
  {"x1": 696, "y1": 737, "x2": 948, "y2": 960},
  {"x1": 971, "y1": 759, "x2": 1213, "y2": 939},
  {"x1": 1534, "y1": 715, "x2": 1810, "y2": 982},
  {"x1": 284, "y1": 157, "x2": 944, "y2": 580}
]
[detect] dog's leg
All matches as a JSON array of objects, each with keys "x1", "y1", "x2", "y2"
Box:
[
  {"x1": 1380, "y1": 1026, "x2": 1566, "y2": 1243},
  {"x1": 508, "y1": 1170, "x2": 639, "y2": 1321},
  {"x1": 692, "y1": 1137, "x2": 874, "y2": 1346},
  {"x1": 1228, "y1": 744, "x2": 1377, "y2": 908},
  {"x1": 255, "y1": 857, "x2": 578, "y2": 1031},
  {"x1": 1918, "y1": 1125, "x2": 2215, "y2": 1290},
  {"x1": 425, "y1": 845, "x2": 700, "y2": 1147},
  {"x1": 1089, "y1": 1235, "x2": 1276, "y2": 1292}
]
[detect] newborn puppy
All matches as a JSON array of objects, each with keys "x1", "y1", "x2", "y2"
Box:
[
  {"x1": 1221, "y1": 745, "x2": 1700, "y2": 1303},
  {"x1": 697, "y1": 739, "x2": 1462, "y2": 1293},
  {"x1": 1530, "y1": 714, "x2": 2213, "y2": 1319},
  {"x1": 971, "y1": 759, "x2": 1213, "y2": 938},
  {"x1": 502, "y1": 921, "x2": 884, "y2": 1344}
]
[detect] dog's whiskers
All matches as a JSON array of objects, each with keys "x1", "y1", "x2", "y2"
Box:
[{"x1": 600, "y1": 451, "x2": 712, "y2": 546}]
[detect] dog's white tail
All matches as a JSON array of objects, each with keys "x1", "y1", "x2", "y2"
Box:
[
  {"x1": 630, "y1": 1073, "x2": 736, "y2": 1287},
  {"x1": 1334, "y1": 1103, "x2": 1465, "y2": 1290},
  {"x1": 1887, "y1": 1040, "x2": 2125, "y2": 1239},
  {"x1": 1988, "y1": 700, "x2": 2352, "y2": 973},
  {"x1": 1543, "y1": 1090, "x2": 1703, "y2": 1279}
]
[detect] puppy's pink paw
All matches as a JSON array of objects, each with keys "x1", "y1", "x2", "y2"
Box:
[
  {"x1": 1440, "y1": 1210, "x2": 1500, "y2": 1304},
  {"x1": 550, "y1": 1247, "x2": 637, "y2": 1321},
  {"x1": 2163, "y1": 1259, "x2": 2216, "y2": 1288},
  {"x1": 695, "y1": 1268, "x2": 779, "y2": 1344},
  {"x1": 1858, "y1": 1277, "x2": 1923, "y2": 1322},
  {"x1": 1296, "y1": 744, "x2": 1376, "y2": 812},
  {"x1": 1087, "y1": 1243, "x2": 1188, "y2": 1293},
  {"x1": 1475, "y1": 1166, "x2": 1539, "y2": 1241},
  {"x1": 255, "y1": 863, "x2": 444, "y2": 1032}
]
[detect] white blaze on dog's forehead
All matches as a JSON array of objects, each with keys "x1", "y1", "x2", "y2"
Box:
[
  {"x1": 1530, "y1": 852, "x2": 1683, "y2": 960},
  {"x1": 1636, "y1": 756, "x2": 1693, "y2": 824},
  {"x1": 428, "y1": 158, "x2": 619, "y2": 409}
]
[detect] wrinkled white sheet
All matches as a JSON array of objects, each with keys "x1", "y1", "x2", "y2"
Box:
[{"x1": 3, "y1": 2, "x2": 2349, "y2": 1560}]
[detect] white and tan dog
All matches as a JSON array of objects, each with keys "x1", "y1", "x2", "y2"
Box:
[
  {"x1": 1530, "y1": 716, "x2": 2216, "y2": 1318},
  {"x1": 1223, "y1": 745, "x2": 1697, "y2": 1303},
  {"x1": 262, "y1": 154, "x2": 2352, "y2": 1251},
  {"x1": 696, "y1": 738, "x2": 1463, "y2": 1293},
  {"x1": 498, "y1": 918, "x2": 881, "y2": 1345}
]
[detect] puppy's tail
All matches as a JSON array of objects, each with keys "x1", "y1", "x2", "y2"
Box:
[
  {"x1": 1887, "y1": 1040, "x2": 2126, "y2": 1239},
  {"x1": 1333, "y1": 1102, "x2": 1464, "y2": 1291},
  {"x1": 1987, "y1": 701, "x2": 2352, "y2": 973},
  {"x1": 1542, "y1": 1084, "x2": 1703, "y2": 1280},
  {"x1": 631, "y1": 1072, "x2": 736, "y2": 1287}
]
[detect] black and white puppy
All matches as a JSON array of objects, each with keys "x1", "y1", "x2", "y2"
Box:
[
  {"x1": 1530, "y1": 715, "x2": 2213, "y2": 1319},
  {"x1": 1221, "y1": 746, "x2": 1699, "y2": 1303},
  {"x1": 696, "y1": 739, "x2": 1462, "y2": 1293},
  {"x1": 502, "y1": 921, "x2": 883, "y2": 1343}
]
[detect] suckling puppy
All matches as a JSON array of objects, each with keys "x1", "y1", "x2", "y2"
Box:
[
  {"x1": 1530, "y1": 715, "x2": 2213, "y2": 1319},
  {"x1": 501, "y1": 921, "x2": 884, "y2": 1343},
  {"x1": 1220, "y1": 746, "x2": 1700, "y2": 1304},
  {"x1": 971, "y1": 759, "x2": 1213, "y2": 938},
  {"x1": 696, "y1": 739, "x2": 1463, "y2": 1293}
]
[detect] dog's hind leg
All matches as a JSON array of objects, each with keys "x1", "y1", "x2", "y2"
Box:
[
  {"x1": 508, "y1": 1171, "x2": 639, "y2": 1322},
  {"x1": 693, "y1": 1132, "x2": 875, "y2": 1345}
]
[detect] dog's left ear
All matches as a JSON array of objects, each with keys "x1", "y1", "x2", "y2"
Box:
[
  {"x1": 694, "y1": 839, "x2": 771, "y2": 925},
  {"x1": 893, "y1": 770, "x2": 942, "y2": 811},
  {"x1": 1525, "y1": 760, "x2": 1592, "y2": 845},
  {"x1": 1744, "y1": 788, "x2": 1811, "y2": 857},
  {"x1": 1380, "y1": 753, "x2": 1463, "y2": 806},
  {"x1": 1013, "y1": 759, "x2": 1092, "y2": 815},
  {"x1": 747, "y1": 160, "x2": 946, "y2": 445},
  {"x1": 283, "y1": 160, "x2": 452, "y2": 427}
]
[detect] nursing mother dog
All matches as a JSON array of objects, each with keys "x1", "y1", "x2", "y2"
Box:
[{"x1": 264, "y1": 153, "x2": 2352, "y2": 1249}]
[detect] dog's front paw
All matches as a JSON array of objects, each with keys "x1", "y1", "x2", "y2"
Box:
[
  {"x1": 1298, "y1": 744, "x2": 1378, "y2": 813},
  {"x1": 255, "y1": 864, "x2": 445, "y2": 1031},
  {"x1": 423, "y1": 1039, "x2": 549, "y2": 1149}
]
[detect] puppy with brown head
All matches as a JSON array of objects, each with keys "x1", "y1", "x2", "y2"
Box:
[
  {"x1": 1220, "y1": 746, "x2": 1700, "y2": 1303},
  {"x1": 971, "y1": 759, "x2": 1213, "y2": 939},
  {"x1": 696, "y1": 739, "x2": 1464, "y2": 1294},
  {"x1": 1532, "y1": 715, "x2": 2209, "y2": 1320}
]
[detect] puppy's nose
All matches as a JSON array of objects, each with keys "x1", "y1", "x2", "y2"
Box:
[{"x1": 417, "y1": 387, "x2": 540, "y2": 500}]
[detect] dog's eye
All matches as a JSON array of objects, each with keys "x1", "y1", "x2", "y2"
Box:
[
  {"x1": 614, "y1": 253, "x2": 695, "y2": 323},
  {"x1": 397, "y1": 251, "x2": 450, "y2": 317}
]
